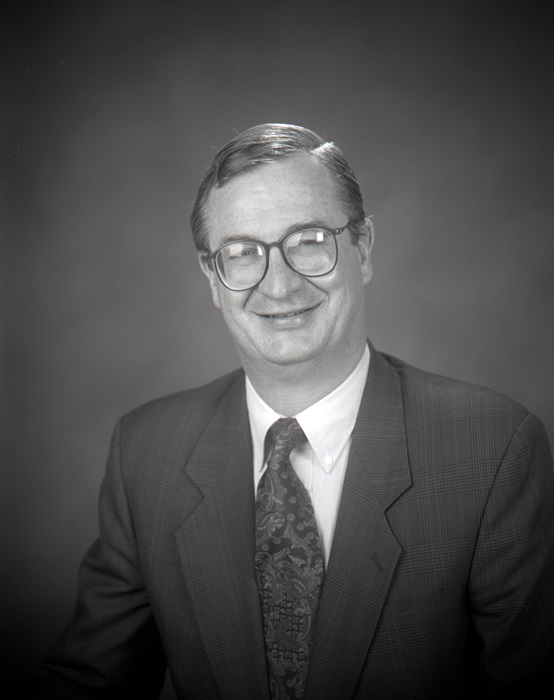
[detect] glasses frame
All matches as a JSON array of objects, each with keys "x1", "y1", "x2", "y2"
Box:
[{"x1": 203, "y1": 219, "x2": 358, "y2": 291}]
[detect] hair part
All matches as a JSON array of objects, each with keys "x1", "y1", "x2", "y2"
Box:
[{"x1": 191, "y1": 123, "x2": 368, "y2": 251}]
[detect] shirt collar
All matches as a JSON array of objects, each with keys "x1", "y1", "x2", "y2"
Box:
[{"x1": 246, "y1": 345, "x2": 370, "y2": 474}]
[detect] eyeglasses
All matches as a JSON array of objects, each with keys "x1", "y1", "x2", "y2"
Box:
[{"x1": 203, "y1": 219, "x2": 358, "y2": 291}]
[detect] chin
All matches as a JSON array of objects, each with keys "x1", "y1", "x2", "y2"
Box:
[{"x1": 257, "y1": 343, "x2": 323, "y2": 368}]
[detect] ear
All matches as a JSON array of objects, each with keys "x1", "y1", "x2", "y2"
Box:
[
  {"x1": 355, "y1": 216, "x2": 374, "y2": 285},
  {"x1": 198, "y1": 252, "x2": 222, "y2": 309}
]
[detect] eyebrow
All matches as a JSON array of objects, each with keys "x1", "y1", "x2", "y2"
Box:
[{"x1": 218, "y1": 219, "x2": 334, "y2": 246}]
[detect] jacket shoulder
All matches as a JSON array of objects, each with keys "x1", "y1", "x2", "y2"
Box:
[
  {"x1": 125, "y1": 367, "x2": 244, "y2": 416},
  {"x1": 116, "y1": 367, "x2": 245, "y2": 452},
  {"x1": 381, "y1": 352, "x2": 552, "y2": 483},
  {"x1": 383, "y1": 352, "x2": 531, "y2": 429}
]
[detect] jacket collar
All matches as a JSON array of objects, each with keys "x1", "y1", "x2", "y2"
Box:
[
  {"x1": 175, "y1": 374, "x2": 270, "y2": 699},
  {"x1": 305, "y1": 344, "x2": 412, "y2": 699},
  {"x1": 177, "y1": 345, "x2": 411, "y2": 699}
]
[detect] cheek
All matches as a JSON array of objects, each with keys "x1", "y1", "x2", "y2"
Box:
[
  {"x1": 325, "y1": 270, "x2": 365, "y2": 321},
  {"x1": 218, "y1": 290, "x2": 249, "y2": 329}
]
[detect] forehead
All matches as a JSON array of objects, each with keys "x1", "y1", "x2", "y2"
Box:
[{"x1": 203, "y1": 154, "x2": 345, "y2": 246}]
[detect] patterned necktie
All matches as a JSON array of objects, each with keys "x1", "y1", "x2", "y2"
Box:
[{"x1": 255, "y1": 417, "x2": 325, "y2": 700}]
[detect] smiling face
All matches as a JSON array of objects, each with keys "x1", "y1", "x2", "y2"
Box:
[{"x1": 199, "y1": 153, "x2": 373, "y2": 386}]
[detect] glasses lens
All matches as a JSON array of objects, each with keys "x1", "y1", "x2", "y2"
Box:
[
  {"x1": 216, "y1": 241, "x2": 266, "y2": 290},
  {"x1": 284, "y1": 228, "x2": 337, "y2": 276}
]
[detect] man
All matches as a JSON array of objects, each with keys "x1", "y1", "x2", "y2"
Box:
[{"x1": 29, "y1": 124, "x2": 554, "y2": 699}]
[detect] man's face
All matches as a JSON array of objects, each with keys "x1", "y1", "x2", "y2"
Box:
[{"x1": 199, "y1": 154, "x2": 373, "y2": 379}]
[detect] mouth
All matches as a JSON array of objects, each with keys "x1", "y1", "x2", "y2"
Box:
[
  {"x1": 261, "y1": 309, "x2": 309, "y2": 319},
  {"x1": 255, "y1": 303, "x2": 320, "y2": 320}
]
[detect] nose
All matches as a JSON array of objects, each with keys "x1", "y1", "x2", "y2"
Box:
[{"x1": 256, "y1": 245, "x2": 303, "y2": 299}]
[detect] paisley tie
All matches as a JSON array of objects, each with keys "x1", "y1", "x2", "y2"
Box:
[{"x1": 255, "y1": 417, "x2": 325, "y2": 699}]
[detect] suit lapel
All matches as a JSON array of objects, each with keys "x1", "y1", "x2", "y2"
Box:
[
  {"x1": 174, "y1": 349, "x2": 410, "y2": 699},
  {"x1": 306, "y1": 348, "x2": 412, "y2": 700},
  {"x1": 175, "y1": 375, "x2": 270, "y2": 700}
]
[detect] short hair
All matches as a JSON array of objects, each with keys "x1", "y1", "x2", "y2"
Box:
[{"x1": 191, "y1": 123, "x2": 367, "y2": 251}]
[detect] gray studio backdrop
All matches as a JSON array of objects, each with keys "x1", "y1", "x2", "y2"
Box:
[{"x1": 4, "y1": 1, "x2": 553, "y2": 695}]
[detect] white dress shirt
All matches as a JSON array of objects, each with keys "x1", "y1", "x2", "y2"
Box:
[{"x1": 246, "y1": 345, "x2": 370, "y2": 566}]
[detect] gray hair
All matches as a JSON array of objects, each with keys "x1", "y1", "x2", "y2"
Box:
[{"x1": 191, "y1": 123, "x2": 367, "y2": 251}]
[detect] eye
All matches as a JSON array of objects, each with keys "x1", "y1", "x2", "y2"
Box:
[
  {"x1": 234, "y1": 248, "x2": 256, "y2": 258},
  {"x1": 224, "y1": 242, "x2": 264, "y2": 262},
  {"x1": 303, "y1": 229, "x2": 322, "y2": 241},
  {"x1": 288, "y1": 229, "x2": 332, "y2": 251}
]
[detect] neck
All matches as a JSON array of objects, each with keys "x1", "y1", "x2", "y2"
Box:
[{"x1": 242, "y1": 343, "x2": 367, "y2": 416}]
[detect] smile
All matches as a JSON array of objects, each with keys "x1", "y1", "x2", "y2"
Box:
[
  {"x1": 256, "y1": 304, "x2": 319, "y2": 320},
  {"x1": 264, "y1": 309, "x2": 307, "y2": 318}
]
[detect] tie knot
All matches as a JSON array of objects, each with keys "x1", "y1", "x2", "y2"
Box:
[{"x1": 267, "y1": 417, "x2": 306, "y2": 459}]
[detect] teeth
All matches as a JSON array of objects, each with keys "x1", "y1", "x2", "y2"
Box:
[{"x1": 268, "y1": 310, "x2": 302, "y2": 318}]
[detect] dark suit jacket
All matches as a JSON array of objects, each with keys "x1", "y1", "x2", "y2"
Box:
[{"x1": 33, "y1": 348, "x2": 554, "y2": 699}]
